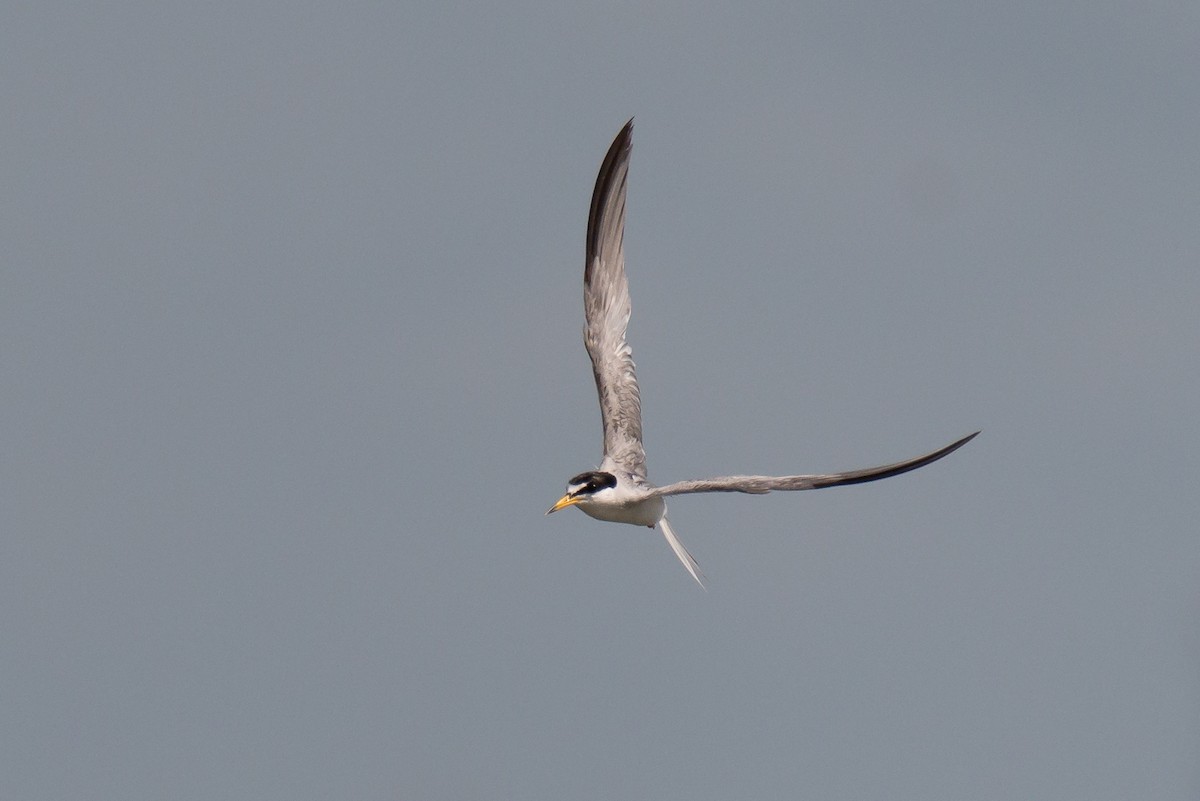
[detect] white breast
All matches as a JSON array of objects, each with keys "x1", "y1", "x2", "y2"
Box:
[{"x1": 578, "y1": 494, "x2": 665, "y2": 528}]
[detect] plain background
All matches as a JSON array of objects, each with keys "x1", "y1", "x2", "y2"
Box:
[{"x1": 3, "y1": 2, "x2": 1198, "y2": 799}]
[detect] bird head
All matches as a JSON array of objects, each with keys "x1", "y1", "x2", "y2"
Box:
[{"x1": 546, "y1": 470, "x2": 617, "y2": 514}]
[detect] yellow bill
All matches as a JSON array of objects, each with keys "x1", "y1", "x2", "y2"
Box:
[{"x1": 545, "y1": 494, "x2": 580, "y2": 515}]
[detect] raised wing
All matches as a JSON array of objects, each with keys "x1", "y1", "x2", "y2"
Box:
[
  {"x1": 584, "y1": 119, "x2": 647, "y2": 477},
  {"x1": 648, "y1": 432, "x2": 979, "y2": 498}
]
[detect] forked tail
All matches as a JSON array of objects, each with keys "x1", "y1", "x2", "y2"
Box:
[{"x1": 658, "y1": 515, "x2": 706, "y2": 589}]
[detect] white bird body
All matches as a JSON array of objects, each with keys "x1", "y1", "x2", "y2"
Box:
[
  {"x1": 570, "y1": 471, "x2": 664, "y2": 528},
  {"x1": 547, "y1": 119, "x2": 977, "y2": 587}
]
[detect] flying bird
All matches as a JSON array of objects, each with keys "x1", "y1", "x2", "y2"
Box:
[{"x1": 547, "y1": 119, "x2": 978, "y2": 587}]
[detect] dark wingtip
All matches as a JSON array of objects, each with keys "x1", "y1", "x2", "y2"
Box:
[
  {"x1": 928, "y1": 430, "x2": 981, "y2": 461},
  {"x1": 585, "y1": 120, "x2": 635, "y2": 285},
  {"x1": 811, "y1": 430, "x2": 981, "y2": 489},
  {"x1": 959, "y1": 430, "x2": 982, "y2": 446}
]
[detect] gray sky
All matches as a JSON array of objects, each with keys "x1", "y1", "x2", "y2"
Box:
[{"x1": 3, "y1": 2, "x2": 1198, "y2": 799}]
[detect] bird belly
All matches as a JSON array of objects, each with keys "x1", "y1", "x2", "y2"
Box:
[{"x1": 579, "y1": 495, "x2": 664, "y2": 527}]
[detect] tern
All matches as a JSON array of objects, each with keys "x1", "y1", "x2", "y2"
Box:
[{"x1": 547, "y1": 120, "x2": 978, "y2": 587}]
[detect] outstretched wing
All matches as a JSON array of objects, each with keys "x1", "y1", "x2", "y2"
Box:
[
  {"x1": 584, "y1": 119, "x2": 647, "y2": 478},
  {"x1": 648, "y1": 432, "x2": 979, "y2": 498}
]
